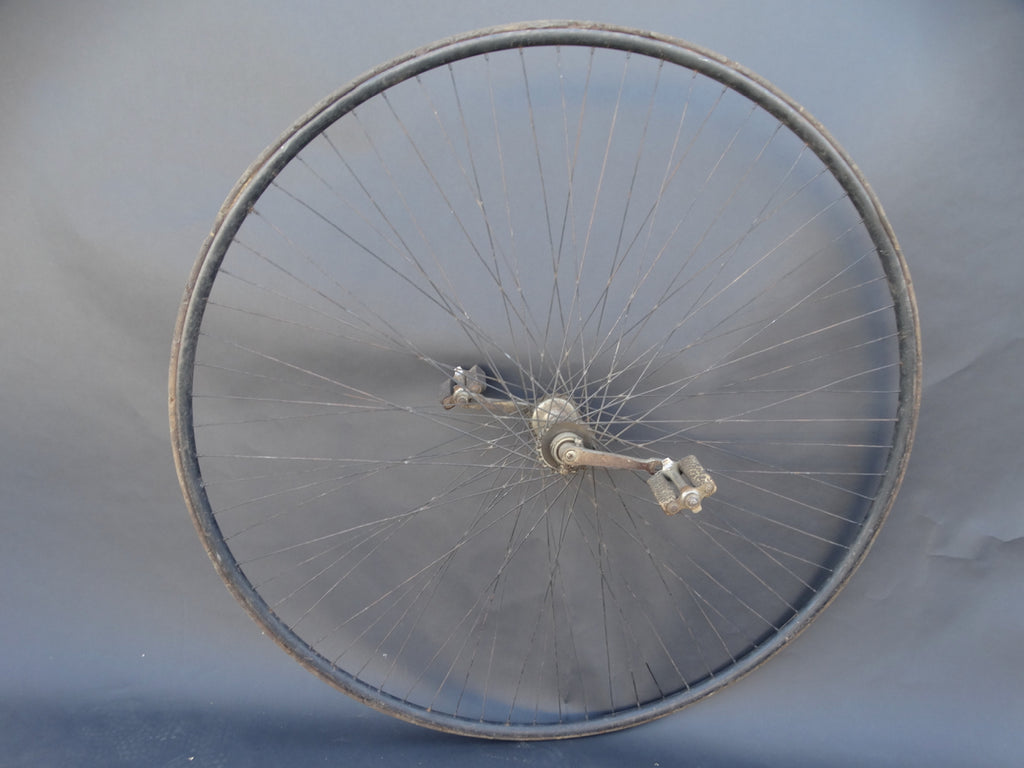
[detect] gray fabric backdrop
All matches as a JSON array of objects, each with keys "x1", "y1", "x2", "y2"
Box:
[{"x1": 2, "y1": 2, "x2": 1022, "y2": 765}]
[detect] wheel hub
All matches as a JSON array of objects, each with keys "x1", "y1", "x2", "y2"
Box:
[
  {"x1": 529, "y1": 397, "x2": 593, "y2": 471},
  {"x1": 441, "y1": 365, "x2": 716, "y2": 510}
]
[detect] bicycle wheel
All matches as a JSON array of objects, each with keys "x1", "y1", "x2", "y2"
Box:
[{"x1": 170, "y1": 21, "x2": 920, "y2": 739}]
